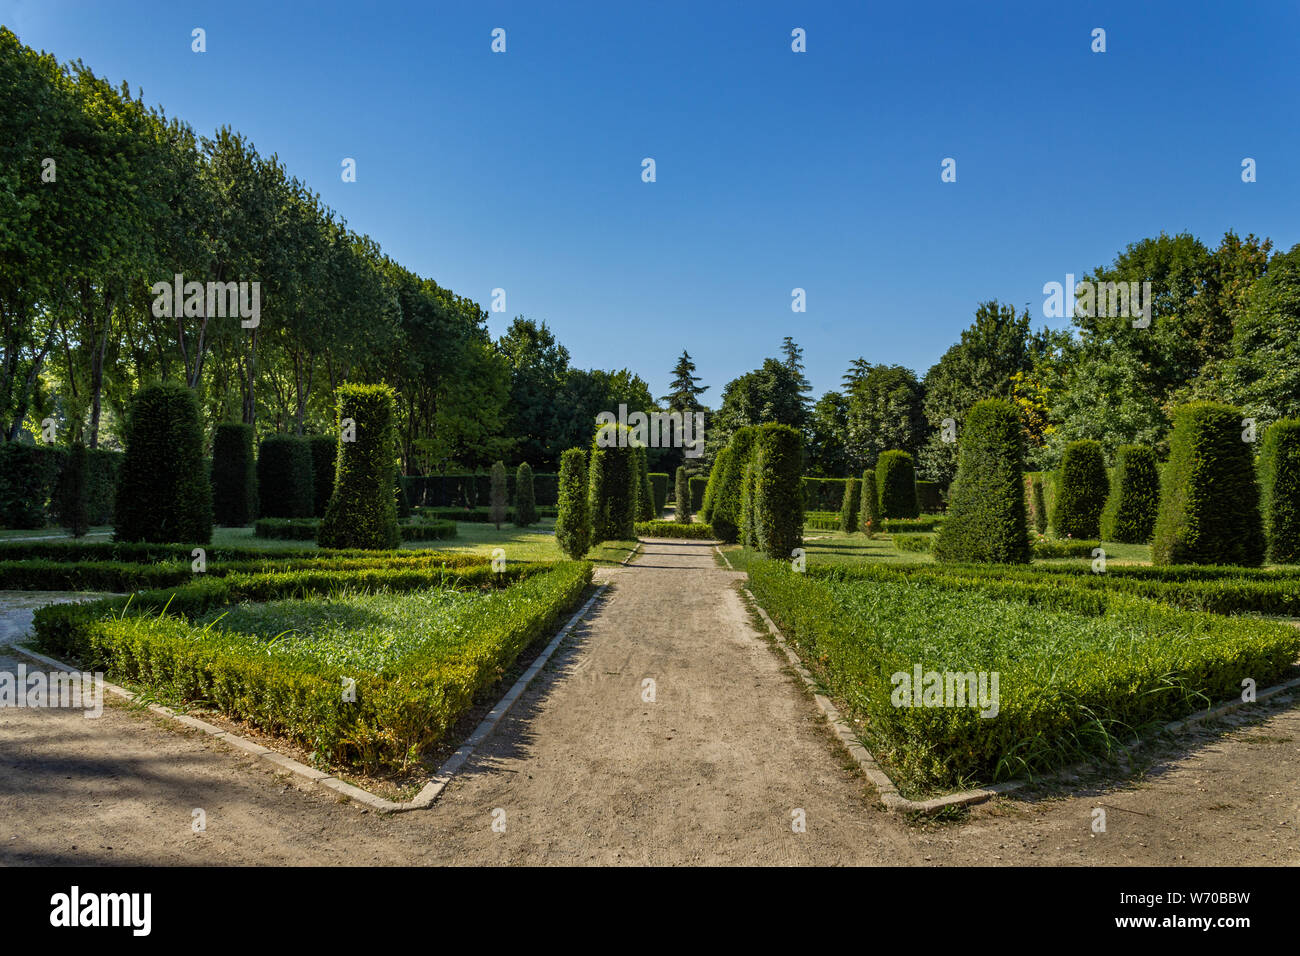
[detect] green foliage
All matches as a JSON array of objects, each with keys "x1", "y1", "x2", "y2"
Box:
[
  {"x1": 1259, "y1": 418, "x2": 1300, "y2": 563},
  {"x1": 934, "y1": 399, "x2": 1030, "y2": 563},
  {"x1": 635, "y1": 520, "x2": 715, "y2": 539},
  {"x1": 0, "y1": 443, "x2": 62, "y2": 528},
  {"x1": 318, "y1": 384, "x2": 402, "y2": 550},
  {"x1": 699, "y1": 449, "x2": 728, "y2": 522},
  {"x1": 114, "y1": 383, "x2": 213, "y2": 544},
  {"x1": 689, "y1": 475, "x2": 707, "y2": 514},
  {"x1": 488, "y1": 461, "x2": 508, "y2": 529},
  {"x1": 308, "y1": 435, "x2": 336, "y2": 518},
  {"x1": 634, "y1": 446, "x2": 655, "y2": 521},
  {"x1": 56, "y1": 440, "x2": 89, "y2": 537},
  {"x1": 554, "y1": 447, "x2": 591, "y2": 559},
  {"x1": 859, "y1": 470, "x2": 879, "y2": 537},
  {"x1": 915, "y1": 480, "x2": 944, "y2": 514},
  {"x1": 740, "y1": 459, "x2": 758, "y2": 548},
  {"x1": 1054, "y1": 440, "x2": 1108, "y2": 538},
  {"x1": 710, "y1": 426, "x2": 757, "y2": 543},
  {"x1": 650, "y1": 472, "x2": 670, "y2": 515},
  {"x1": 753, "y1": 423, "x2": 804, "y2": 558},
  {"x1": 838, "y1": 477, "x2": 861, "y2": 533},
  {"x1": 1025, "y1": 475, "x2": 1048, "y2": 534},
  {"x1": 257, "y1": 434, "x2": 314, "y2": 519},
  {"x1": 892, "y1": 532, "x2": 931, "y2": 552},
  {"x1": 211, "y1": 423, "x2": 257, "y2": 526},
  {"x1": 876, "y1": 450, "x2": 919, "y2": 519},
  {"x1": 801, "y1": 477, "x2": 848, "y2": 512},
  {"x1": 674, "y1": 466, "x2": 690, "y2": 523},
  {"x1": 1153, "y1": 402, "x2": 1265, "y2": 566},
  {"x1": 1101, "y1": 445, "x2": 1159, "y2": 543},
  {"x1": 588, "y1": 440, "x2": 636, "y2": 543},
  {"x1": 513, "y1": 462, "x2": 538, "y2": 527}
]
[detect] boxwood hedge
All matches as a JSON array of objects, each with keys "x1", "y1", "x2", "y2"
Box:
[
  {"x1": 1101, "y1": 444, "x2": 1159, "y2": 543},
  {"x1": 876, "y1": 451, "x2": 919, "y2": 519}
]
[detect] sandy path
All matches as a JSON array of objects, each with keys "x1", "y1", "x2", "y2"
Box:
[{"x1": 0, "y1": 548, "x2": 1297, "y2": 865}]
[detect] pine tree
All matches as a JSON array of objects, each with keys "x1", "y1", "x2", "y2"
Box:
[
  {"x1": 781, "y1": 336, "x2": 813, "y2": 412},
  {"x1": 659, "y1": 350, "x2": 710, "y2": 412}
]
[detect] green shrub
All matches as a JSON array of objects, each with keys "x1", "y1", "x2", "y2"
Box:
[
  {"x1": 892, "y1": 532, "x2": 931, "y2": 552},
  {"x1": 699, "y1": 449, "x2": 728, "y2": 522},
  {"x1": 876, "y1": 451, "x2": 919, "y2": 519},
  {"x1": 1153, "y1": 402, "x2": 1265, "y2": 566},
  {"x1": 318, "y1": 384, "x2": 402, "y2": 551},
  {"x1": 254, "y1": 517, "x2": 320, "y2": 540},
  {"x1": 489, "y1": 461, "x2": 508, "y2": 529},
  {"x1": 649, "y1": 472, "x2": 669, "y2": 515},
  {"x1": 674, "y1": 466, "x2": 690, "y2": 523},
  {"x1": 740, "y1": 458, "x2": 759, "y2": 548},
  {"x1": 689, "y1": 474, "x2": 708, "y2": 514},
  {"x1": 0, "y1": 442, "x2": 62, "y2": 528},
  {"x1": 1101, "y1": 445, "x2": 1159, "y2": 543},
  {"x1": 588, "y1": 440, "x2": 636, "y2": 542},
  {"x1": 710, "y1": 427, "x2": 758, "y2": 543},
  {"x1": 859, "y1": 471, "x2": 879, "y2": 537},
  {"x1": 933, "y1": 399, "x2": 1029, "y2": 563},
  {"x1": 1032, "y1": 536, "x2": 1101, "y2": 558},
  {"x1": 753, "y1": 423, "x2": 803, "y2": 559},
  {"x1": 211, "y1": 423, "x2": 257, "y2": 526},
  {"x1": 554, "y1": 448, "x2": 592, "y2": 558},
  {"x1": 915, "y1": 480, "x2": 944, "y2": 513},
  {"x1": 114, "y1": 383, "x2": 213, "y2": 544},
  {"x1": 56, "y1": 440, "x2": 89, "y2": 538},
  {"x1": 838, "y1": 477, "x2": 861, "y2": 533},
  {"x1": 257, "y1": 434, "x2": 314, "y2": 519},
  {"x1": 1260, "y1": 418, "x2": 1300, "y2": 564},
  {"x1": 1025, "y1": 474, "x2": 1048, "y2": 535},
  {"x1": 635, "y1": 446, "x2": 656, "y2": 521},
  {"x1": 308, "y1": 435, "x2": 336, "y2": 518},
  {"x1": 1054, "y1": 440, "x2": 1108, "y2": 539},
  {"x1": 635, "y1": 519, "x2": 715, "y2": 539},
  {"x1": 514, "y1": 462, "x2": 538, "y2": 527}
]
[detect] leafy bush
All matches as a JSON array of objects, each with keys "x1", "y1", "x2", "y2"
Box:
[
  {"x1": 114, "y1": 383, "x2": 213, "y2": 544},
  {"x1": 514, "y1": 462, "x2": 538, "y2": 527},
  {"x1": 257, "y1": 435, "x2": 314, "y2": 519},
  {"x1": 892, "y1": 532, "x2": 931, "y2": 552},
  {"x1": 1054, "y1": 440, "x2": 1108, "y2": 539},
  {"x1": 1101, "y1": 444, "x2": 1159, "y2": 543},
  {"x1": 689, "y1": 475, "x2": 708, "y2": 514},
  {"x1": 635, "y1": 519, "x2": 715, "y2": 539},
  {"x1": 588, "y1": 440, "x2": 636, "y2": 542},
  {"x1": 859, "y1": 470, "x2": 879, "y2": 537},
  {"x1": 674, "y1": 466, "x2": 690, "y2": 523},
  {"x1": 1032, "y1": 536, "x2": 1101, "y2": 558},
  {"x1": 56, "y1": 440, "x2": 89, "y2": 538},
  {"x1": 1260, "y1": 419, "x2": 1300, "y2": 563},
  {"x1": 211, "y1": 423, "x2": 257, "y2": 526},
  {"x1": 650, "y1": 472, "x2": 670, "y2": 515},
  {"x1": 1153, "y1": 402, "x2": 1265, "y2": 566},
  {"x1": 554, "y1": 447, "x2": 591, "y2": 559},
  {"x1": 488, "y1": 461, "x2": 508, "y2": 529},
  {"x1": 838, "y1": 477, "x2": 861, "y2": 533},
  {"x1": 254, "y1": 517, "x2": 319, "y2": 540},
  {"x1": 308, "y1": 435, "x2": 336, "y2": 518},
  {"x1": 740, "y1": 458, "x2": 758, "y2": 548},
  {"x1": 915, "y1": 480, "x2": 944, "y2": 513},
  {"x1": 876, "y1": 451, "x2": 919, "y2": 519},
  {"x1": 699, "y1": 449, "x2": 728, "y2": 522},
  {"x1": 318, "y1": 384, "x2": 402, "y2": 551},
  {"x1": 934, "y1": 399, "x2": 1029, "y2": 563},
  {"x1": 753, "y1": 423, "x2": 804, "y2": 558}
]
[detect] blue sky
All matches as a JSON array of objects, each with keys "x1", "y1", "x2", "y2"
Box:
[{"x1": 4, "y1": 0, "x2": 1298, "y2": 401}]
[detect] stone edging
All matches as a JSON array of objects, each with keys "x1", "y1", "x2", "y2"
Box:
[{"x1": 12, "y1": 583, "x2": 608, "y2": 815}]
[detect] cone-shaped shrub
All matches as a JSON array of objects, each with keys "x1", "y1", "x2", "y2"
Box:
[
  {"x1": 859, "y1": 470, "x2": 879, "y2": 538},
  {"x1": 1101, "y1": 445, "x2": 1159, "y2": 543},
  {"x1": 838, "y1": 477, "x2": 861, "y2": 533},
  {"x1": 700, "y1": 448, "x2": 729, "y2": 522},
  {"x1": 934, "y1": 399, "x2": 1029, "y2": 563},
  {"x1": 753, "y1": 423, "x2": 803, "y2": 558},
  {"x1": 1054, "y1": 440, "x2": 1108, "y2": 538},
  {"x1": 710, "y1": 426, "x2": 758, "y2": 543},
  {"x1": 309, "y1": 435, "x2": 336, "y2": 518},
  {"x1": 489, "y1": 461, "x2": 508, "y2": 529},
  {"x1": 1152, "y1": 402, "x2": 1265, "y2": 566},
  {"x1": 115, "y1": 382, "x2": 213, "y2": 544},
  {"x1": 876, "y1": 450, "x2": 919, "y2": 519},
  {"x1": 1025, "y1": 475, "x2": 1048, "y2": 534},
  {"x1": 514, "y1": 462, "x2": 538, "y2": 527},
  {"x1": 258, "y1": 435, "x2": 314, "y2": 519},
  {"x1": 1259, "y1": 418, "x2": 1300, "y2": 564},
  {"x1": 554, "y1": 448, "x2": 591, "y2": 558},
  {"x1": 57, "y1": 440, "x2": 89, "y2": 538},
  {"x1": 211, "y1": 423, "x2": 257, "y2": 526},
  {"x1": 318, "y1": 384, "x2": 401, "y2": 550},
  {"x1": 674, "y1": 466, "x2": 691, "y2": 523}
]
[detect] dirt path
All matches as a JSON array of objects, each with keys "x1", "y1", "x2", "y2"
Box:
[{"x1": 1, "y1": 546, "x2": 1298, "y2": 865}]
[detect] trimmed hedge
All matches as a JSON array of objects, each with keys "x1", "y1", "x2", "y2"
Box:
[
  {"x1": 635, "y1": 446, "x2": 656, "y2": 522},
  {"x1": 674, "y1": 466, "x2": 690, "y2": 523},
  {"x1": 488, "y1": 461, "x2": 508, "y2": 528},
  {"x1": 1054, "y1": 440, "x2": 1108, "y2": 539},
  {"x1": 1101, "y1": 444, "x2": 1159, "y2": 543},
  {"x1": 255, "y1": 517, "x2": 457, "y2": 542},
  {"x1": 699, "y1": 450, "x2": 727, "y2": 522},
  {"x1": 893, "y1": 532, "x2": 931, "y2": 552},
  {"x1": 554, "y1": 447, "x2": 591, "y2": 559},
  {"x1": 1025, "y1": 474, "x2": 1048, "y2": 535},
  {"x1": 635, "y1": 520, "x2": 715, "y2": 539},
  {"x1": 1153, "y1": 402, "x2": 1265, "y2": 566},
  {"x1": 650, "y1": 472, "x2": 670, "y2": 515},
  {"x1": 514, "y1": 462, "x2": 538, "y2": 527},
  {"x1": 589, "y1": 441, "x2": 636, "y2": 542},
  {"x1": 1032, "y1": 536, "x2": 1101, "y2": 558},
  {"x1": 1261, "y1": 419, "x2": 1300, "y2": 563},
  {"x1": 916, "y1": 480, "x2": 944, "y2": 514},
  {"x1": 257, "y1": 434, "x2": 314, "y2": 519},
  {"x1": 859, "y1": 471, "x2": 879, "y2": 537},
  {"x1": 114, "y1": 383, "x2": 213, "y2": 544},
  {"x1": 710, "y1": 427, "x2": 759, "y2": 544},
  {"x1": 56, "y1": 441, "x2": 89, "y2": 538},
  {"x1": 934, "y1": 399, "x2": 1029, "y2": 564},
  {"x1": 740, "y1": 459, "x2": 758, "y2": 548},
  {"x1": 0, "y1": 443, "x2": 119, "y2": 528},
  {"x1": 689, "y1": 475, "x2": 708, "y2": 514},
  {"x1": 876, "y1": 451, "x2": 919, "y2": 519},
  {"x1": 753, "y1": 423, "x2": 804, "y2": 559},
  {"x1": 838, "y1": 477, "x2": 861, "y2": 533},
  {"x1": 308, "y1": 435, "x2": 336, "y2": 518},
  {"x1": 318, "y1": 384, "x2": 402, "y2": 550},
  {"x1": 413, "y1": 505, "x2": 556, "y2": 523},
  {"x1": 400, "y1": 472, "x2": 560, "y2": 509},
  {"x1": 211, "y1": 423, "x2": 257, "y2": 526}
]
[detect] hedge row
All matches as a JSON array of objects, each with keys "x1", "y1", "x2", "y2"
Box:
[
  {"x1": 400, "y1": 472, "x2": 561, "y2": 509},
  {"x1": 0, "y1": 442, "x2": 121, "y2": 529},
  {"x1": 255, "y1": 517, "x2": 457, "y2": 542},
  {"x1": 413, "y1": 505, "x2": 557, "y2": 523},
  {"x1": 649, "y1": 472, "x2": 669, "y2": 514},
  {"x1": 634, "y1": 520, "x2": 716, "y2": 539}
]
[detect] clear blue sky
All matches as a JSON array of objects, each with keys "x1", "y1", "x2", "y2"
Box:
[{"x1": 5, "y1": 0, "x2": 1298, "y2": 402}]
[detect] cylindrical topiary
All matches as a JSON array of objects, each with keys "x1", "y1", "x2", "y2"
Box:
[
  {"x1": 699, "y1": 448, "x2": 729, "y2": 522},
  {"x1": 1025, "y1": 474, "x2": 1048, "y2": 535},
  {"x1": 859, "y1": 470, "x2": 879, "y2": 538},
  {"x1": 554, "y1": 448, "x2": 591, "y2": 558},
  {"x1": 588, "y1": 445, "x2": 636, "y2": 541},
  {"x1": 635, "y1": 446, "x2": 655, "y2": 521},
  {"x1": 649, "y1": 472, "x2": 669, "y2": 516},
  {"x1": 489, "y1": 461, "x2": 508, "y2": 529},
  {"x1": 1101, "y1": 445, "x2": 1159, "y2": 543},
  {"x1": 1152, "y1": 402, "x2": 1265, "y2": 566},
  {"x1": 876, "y1": 450, "x2": 919, "y2": 519},
  {"x1": 308, "y1": 435, "x2": 336, "y2": 518},
  {"x1": 257, "y1": 434, "x2": 314, "y2": 519},
  {"x1": 753, "y1": 423, "x2": 804, "y2": 558},
  {"x1": 674, "y1": 466, "x2": 691, "y2": 523},
  {"x1": 710, "y1": 426, "x2": 758, "y2": 543},
  {"x1": 514, "y1": 462, "x2": 538, "y2": 527},
  {"x1": 1053, "y1": 439, "x2": 1108, "y2": 538},
  {"x1": 1259, "y1": 418, "x2": 1300, "y2": 564},
  {"x1": 838, "y1": 477, "x2": 861, "y2": 533},
  {"x1": 933, "y1": 399, "x2": 1030, "y2": 563},
  {"x1": 318, "y1": 384, "x2": 401, "y2": 550},
  {"x1": 740, "y1": 458, "x2": 759, "y2": 548},
  {"x1": 114, "y1": 382, "x2": 213, "y2": 544},
  {"x1": 57, "y1": 440, "x2": 89, "y2": 538},
  {"x1": 211, "y1": 422, "x2": 257, "y2": 526}
]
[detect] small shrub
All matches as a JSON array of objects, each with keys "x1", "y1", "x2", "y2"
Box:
[
  {"x1": 1259, "y1": 418, "x2": 1300, "y2": 564},
  {"x1": 489, "y1": 461, "x2": 508, "y2": 529},
  {"x1": 674, "y1": 466, "x2": 690, "y2": 524},
  {"x1": 893, "y1": 532, "x2": 931, "y2": 552},
  {"x1": 554, "y1": 448, "x2": 592, "y2": 558},
  {"x1": 514, "y1": 462, "x2": 538, "y2": 527},
  {"x1": 838, "y1": 477, "x2": 861, "y2": 533},
  {"x1": 876, "y1": 451, "x2": 919, "y2": 519},
  {"x1": 211, "y1": 423, "x2": 257, "y2": 526},
  {"x1": 635, "y1": 519, "x2": 715, "y2": 539},
  {"x1": 689, "y1": 475, "x2": 708, "y2": 515},
  {"x1": 318, "y1": 384, "x2": 402, "y2": 551},
  {"x1": 859, "y1": 470, "x2": 879, "y2": 538},
  {"x1": 1101, "y1": 445, "x2": 1159, "y2": 543},
  {"x1": 1054, "y1": 440, "x2": 1108, "y2": 539},
  {"x1": 258, "y1": 435, "x2": 314, "y2": 519},
  {"x1": 699, "y1": 450, "x2": 728, "y2": 522}
]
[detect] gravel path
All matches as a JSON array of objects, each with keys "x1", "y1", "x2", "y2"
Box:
[{"x1": 0, "y1": 550, "x2": 1297, "y2": 866}]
